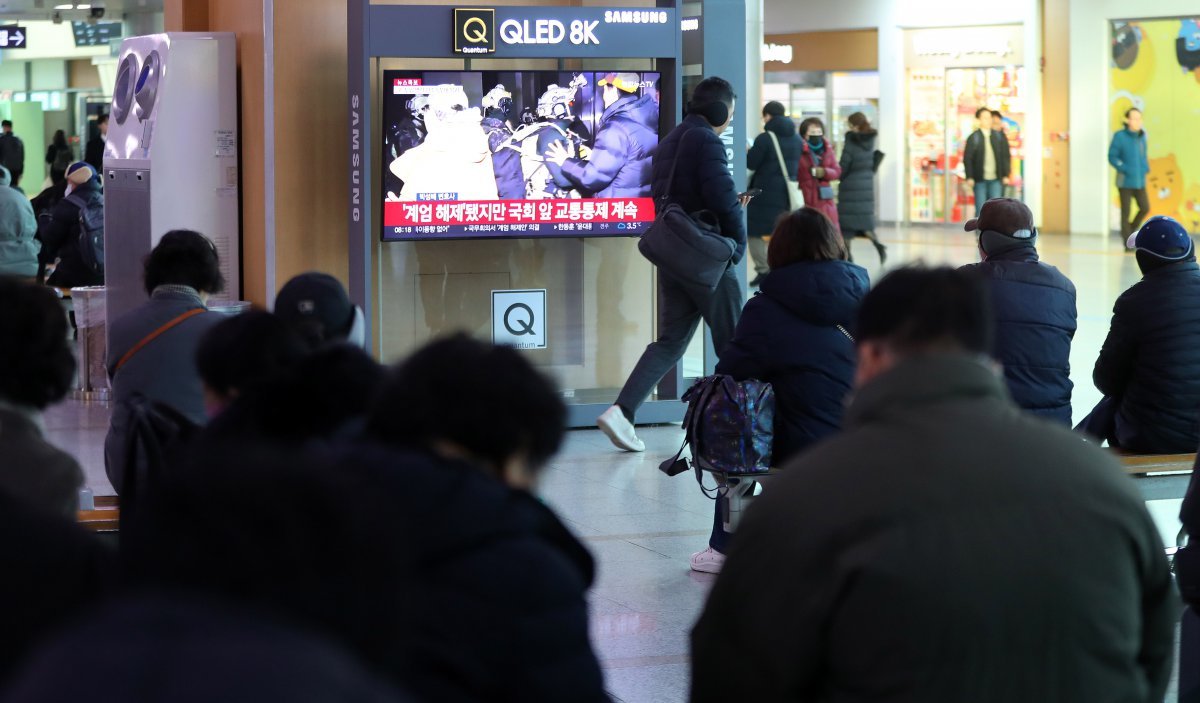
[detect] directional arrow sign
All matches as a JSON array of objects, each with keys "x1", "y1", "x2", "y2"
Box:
[{"x1": 0, "y1": 26, "x2": 28, "y2": 49}]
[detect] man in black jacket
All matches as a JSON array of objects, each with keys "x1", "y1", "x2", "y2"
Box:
[
  {"x1": 598, "y1": 76, "x2": 747, "y2": 452},
  {"x1": 960, "y1": 198, "x2": 1077, "y2": 424},
  {"x1": 962, "y1": 107, "x2": 1011, "y2": 216},
  {"x1": 0, "y1": 119, "x2": 25, "y2": 189},
  {"x1": 84, "y1": 113, "x2": 107, "y2": 176},
  {"x1": 692, "y1": 267, "x2": 1176, "y2": 703},
  {"x1": 1078, "y1": 215, "x2": 1200, "y2": 452}
]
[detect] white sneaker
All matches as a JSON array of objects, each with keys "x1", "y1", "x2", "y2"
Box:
[
  {"x1": 597, "y1": 405, "x2": 645, "y2": 452},
  {"x1": 690, "y1": 547, "x2": 726, "y2": 574}
]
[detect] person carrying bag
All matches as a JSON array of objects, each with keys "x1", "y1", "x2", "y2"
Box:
[
  {"x1": 596, "y1": 76, "x2": 748, "y2": 454},
  {"x1": 745, "y1": 103, "x2": 803, "y2": 285}
]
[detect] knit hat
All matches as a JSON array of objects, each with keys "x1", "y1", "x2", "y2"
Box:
[
  {"x1": 964, "y1": 197, "x2": 1037, "y2": 255},
  {"x1": 275, "y1": 273, "x2": 357, "y2": 344},
  {"x1": 1127, "y1": 216, "x2": 1194, "y2": 260},
  {"x1": 65, "y1": 162, "x2": 94, "y2": 186}
]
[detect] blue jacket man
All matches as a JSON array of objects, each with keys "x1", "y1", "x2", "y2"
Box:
[
  {"x1": 597, "y1": 76, "x2": 746, "y2": 452},
  {"x1": 960, "y1": 198, "x2": 1077, "y2": 425},
  {"x1": 549, "y1": 74, "x2": 659, "y2": 199},
  {"x1": 1109, "y1": 108, "x2": 1151, "y2": 238}
]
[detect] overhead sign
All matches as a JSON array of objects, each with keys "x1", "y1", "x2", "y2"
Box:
[
  {"x1": 0, "y1": 26, "x2": 27, "y2": 49},
  {"x1": 71, "y1": 21, "x2": 123, "y2": 48},
  {"x1": 493, "y1": 289, "x2": 547, "y2": 350},
  {"x1": 905, "y1": 25, "x2": 1025, "y2": 68},
  {"x1": 453, "y1": 8, "x2": 495, "y2": 54}
]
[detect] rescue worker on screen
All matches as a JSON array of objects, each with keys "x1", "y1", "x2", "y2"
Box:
[
  {"x1": 545, "y1": 72, "x2": 659, "y2": 198},
  {"x1": 481, "y1": 85, "x2": 526, "y2": 200},
  {"x1": 389, "y1": 87, "x2": 498, "y2": 202}
]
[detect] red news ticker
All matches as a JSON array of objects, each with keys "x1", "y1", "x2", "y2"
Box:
[{"x1": 384, "y1": 198, "x2": 656, "y2": 227}]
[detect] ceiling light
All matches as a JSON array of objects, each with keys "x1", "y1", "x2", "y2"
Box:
[
  {"x1": 77, "y1": 3, "x2": 92, "y2": 8},
  {"x1": 54, "y1": 3, "x2": 72, "y2": 8}
]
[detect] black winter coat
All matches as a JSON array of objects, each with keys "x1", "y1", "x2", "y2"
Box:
[
  {"x1": 746, "y1": 115, "x2": 801, "y2": 237},
  {"x1": 1094, "y1": 259, "x2": 1200, "y2": 453},
  {"x1": 961, "y1": 247, "x2": 1077, "y2": 425},
  {"x1": 481, "y1": 116, "x2": 526, "y2": 200},
  {"x1": 38, "y1": 177, "x2": 103, "y2": 288},
  {"x1": 837, "y1": 130, "x2": 877, "y2": 233},
  {"x1": 963, "y1": 129, "x2": 1012, "y2": 182},
  {"x1": 653, "y1": 113, "x2": 746, "y2": 263},
  {"x1": 716, "y1": 259, "x2": 869, "y2": 462}
]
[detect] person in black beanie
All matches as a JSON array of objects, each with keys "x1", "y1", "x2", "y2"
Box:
[
  {"x1": 960, "y1": 198, "x2": 1077, "y2": 425},
  {"x1": 1077, "y1": 215, "x2": 1200, "y2": 452}
]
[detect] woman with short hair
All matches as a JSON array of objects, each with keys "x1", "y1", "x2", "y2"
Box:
[
  {"x1": 103, "y1": 230, "x2": 227, "y2": 492},
  {"x1": 691, "y1": 208, "x2": 870, "y2": 573}
]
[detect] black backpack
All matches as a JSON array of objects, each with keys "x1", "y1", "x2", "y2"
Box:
[
  {"x1": 118, "y1": 393, "x2": 198, "y2": 525},
  {"x1": 64, "y1": 193, "x2": 104, "y2": 276}
]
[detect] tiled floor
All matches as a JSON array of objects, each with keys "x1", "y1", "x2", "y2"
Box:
[{"x1": 44, "y1": 224, "x2": 1183, "y2": 703}]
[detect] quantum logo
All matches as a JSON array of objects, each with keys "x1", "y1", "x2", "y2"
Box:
[{"x1": 454, "y1": 8, "x2": 495, "y2": 54}]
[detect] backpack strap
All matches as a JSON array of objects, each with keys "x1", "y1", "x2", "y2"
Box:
[{"x1": 114, "y1": 308, "x2": 207, "y2": 375}]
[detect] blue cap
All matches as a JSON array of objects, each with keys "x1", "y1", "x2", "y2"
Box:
[{"x1": 1127, "y1": 216, "x2": 1194, "y2": 260}]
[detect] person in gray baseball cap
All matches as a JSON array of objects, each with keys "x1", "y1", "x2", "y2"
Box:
[{"x1": 959, "y1": 198, "x2": 1077, "y2": 425}]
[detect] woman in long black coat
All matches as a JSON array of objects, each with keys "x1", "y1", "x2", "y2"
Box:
[
  {"x1": 745, "y1": 101, "x2": 802, "y2": 287},
  {"x1": 837, "y1": 112, "x2": 886, "y2": 263}
]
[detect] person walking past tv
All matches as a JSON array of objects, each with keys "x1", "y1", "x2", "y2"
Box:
[
  {"x1": 1109, "y1": 107, "x2": 1151, "y2": 241},
  {"x1": 837, "y1": 112, "x2": 886, "y2": 264},
  {"x1": 1077, "y1": 216, "x2": 1200, "y2": 453},
  {"x1": 744, "y1": 101, "x2": 801, "y2": 287},
  {"x1": 963, "y1": 108, "x2": 1011, "y2": 215},
  {"x1": 796, "y1": 118, "x2": 840, "y2": 228},
  {"x1": 597, "y1": 76, "x2": 748, "y2": 453},
  {"x1": 691, "y1": 266, "x2": 1176, "y2": 703},
  {"x1": 960, "y1": 198, "x2": 1076, "y2": 425}
]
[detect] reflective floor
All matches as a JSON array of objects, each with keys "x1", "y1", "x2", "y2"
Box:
[{"x1": 45, "y1": 224, "x2": 1181, "y2": 703}]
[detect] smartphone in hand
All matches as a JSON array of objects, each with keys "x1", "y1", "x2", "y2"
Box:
[{"x1": 738, "y1": 188, "x2": 763, "y2": 200}]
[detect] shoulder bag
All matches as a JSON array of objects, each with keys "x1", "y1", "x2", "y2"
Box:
[
  {"x1": 638, "y1": 129, "x2": 736, "y2": 292},
  {"x1": 767, "y1": 131, "x2": 804, "y2": 212}
]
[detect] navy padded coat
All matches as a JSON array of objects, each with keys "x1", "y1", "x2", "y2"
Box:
[
  {"x1": 715, "y1": 259, "x2": 869, "y2": 462},
  {"x1": 652, "y1": 113, "x2": 746, "y2": 264},
  {"x1": 746, "y1": 115, "x2": 802, "y2": 238},
  {"x1": 1094, "y1": 259, "x2": 1200, "y2": 453},
  {"x1": 961, "y1": 247, "x2": 1077, "y2": 425}
]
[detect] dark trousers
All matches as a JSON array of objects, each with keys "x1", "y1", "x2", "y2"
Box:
[
  {"x1": 1119, "y1": 187, "x2": 1150, "y2": 238},
  {"x1": 615, "y1": 268, "x2": 743, "y2": 419},
  {"x1": 1075, "y1": 396, "x2": 1119, "y2": 447},
  {"x1": 710, "y1": 496, "x2": 731, "y2": 552}
]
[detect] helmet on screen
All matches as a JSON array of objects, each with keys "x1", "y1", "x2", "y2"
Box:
[
  {"x1": 483, "y1": 84, "x2": 513, "y2": 116},
  {"x1": 406, "y1": 94, "x2": 431, "y2": 122},
  {"x1": 537, "y1": 84, "x2": 578, "y2": 120}
]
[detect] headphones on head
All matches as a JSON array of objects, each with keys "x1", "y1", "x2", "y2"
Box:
[{"x1": 687, "y1": 99, "x2": 729, "y2": 127}]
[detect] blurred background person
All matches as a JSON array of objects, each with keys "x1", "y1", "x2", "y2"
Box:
[
  {"x1": 0, "y1": 166, "x2": 39, "y2": 280},
  {"x1": 36, "y1": 162, "x2": 103, "y2": 288},
  {"x1": 44, "y1": 130, "x2": 73, "y2": 187},
  {"x1": 1109, "y1": 107, "x2": 1150, "y2": 241},
  {"x1": 837, "y1": 112, "x2": 886, "y2": 264},
  {"x1": 745, "y1": 101, "x2": 801, "y2": 287},
  {"x1": 963, "y1": 107, "x2": 1011, "y2": 216},
  {"x1": 796, "y1": 117, "x2": 840, "y2": 229},
  {"x1": 84, "y1": 114, "x2": 107, "y2": 176},
  {"x1": 0, "y1": 120, "x2": 25, "y2": 190}
]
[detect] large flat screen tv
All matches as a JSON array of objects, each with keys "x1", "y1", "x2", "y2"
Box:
[{"x1": 381, "y1": 69, "x2": 662, "y2": 241}]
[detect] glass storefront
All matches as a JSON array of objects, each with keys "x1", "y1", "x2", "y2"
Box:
[{"x1": 903, "y1": 25, "x2": 1027, "y2": 224}]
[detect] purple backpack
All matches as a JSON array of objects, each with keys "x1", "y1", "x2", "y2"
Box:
[{"x1": 660, "y1": 375, "x2": 775, "y2": 486}]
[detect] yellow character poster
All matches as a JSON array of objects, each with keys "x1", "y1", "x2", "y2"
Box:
[{"x1": 1110, "y1": 18, "x2": 1200, "y2": 233}]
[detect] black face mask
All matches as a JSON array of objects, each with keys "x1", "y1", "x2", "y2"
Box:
[{"x1": 808, "y1": 135, "x2": 824, "y2": 148}]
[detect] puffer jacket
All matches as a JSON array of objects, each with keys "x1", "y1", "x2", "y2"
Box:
[
  {"x1": 961, "y1": 246, "x2": 1077, "y2": 424},
  {"x1": 1093, "y1": 259, "x2": 1200, "y2": 452},
  {"x1": 652, "y1": 113, "x2": 745, "y2": 263},
  {"x1": 0, "y1": 165, "x2": 38, "y2": 277},
  {"x1": 1108, "y1": 129, "x2": 1150, "y2": 190},
  {"x1": 715, "y1": 259, "x2": 869, "y2": 462},
  {"x1": 837, "y1": 130, "x2": 878, "y2": 234},
  {"x1": 481, "y1": 116, "x2": 525, "y2": 199},
  {"x1": 797, "y1": 138, "x2": 841, "y2": 228},
  {"x1": 38, "y1": 176, "x2": 103, "y2": 288},
  {"x1": 746, "y1": 115, "x2": 802, "y2": 237},
  {"x1": 560, "y1": 93, "x2": 658, "y2": 198}
]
